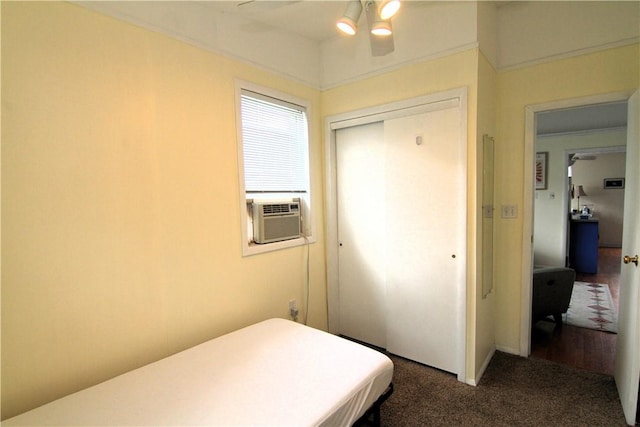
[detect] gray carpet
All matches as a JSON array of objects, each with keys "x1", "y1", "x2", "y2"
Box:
[{"x1": 380, "y1": 351, "x2": 627, "y2": 426}]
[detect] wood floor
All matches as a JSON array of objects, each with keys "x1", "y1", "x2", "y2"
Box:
[{"x1": 531, "y1": 247, "x2": 621, "y2": 376}]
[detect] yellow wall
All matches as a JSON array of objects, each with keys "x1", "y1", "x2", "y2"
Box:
[
  {"x1": 3, "y1": 0, "x2": 638, "y2": 421},
  {"x1": 322, "y1": 48, "x2": 482, "y2": 383},
  {"x1": 1, "y1": 2, "x2": 326, "y2": 419},
  {"x1": 494, "y1": 44, "x2": 639, "y2": 351}
]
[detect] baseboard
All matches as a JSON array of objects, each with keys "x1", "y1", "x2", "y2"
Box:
[
  {"x1": 468, "y1": 347, "x2": 496, "y2": 386},
  {"x1": 495, "y1": 344, "x2": 520, "y2": 355},
  {"x1": 469, "y1": 345, "x2": 528, "y2": 386}
]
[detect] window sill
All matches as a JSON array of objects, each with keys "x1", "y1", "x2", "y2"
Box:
[{"x1": 242, "y1": 235, "x2": 315, "y2": 257}]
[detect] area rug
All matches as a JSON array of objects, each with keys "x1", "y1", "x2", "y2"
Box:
[{"x1": 563, "y1": 282, "x2": 618, "y2": 333}]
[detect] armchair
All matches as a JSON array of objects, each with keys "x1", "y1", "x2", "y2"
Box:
[{"x1": 532, "y1": 267, "x2": 576, "y2": 326}]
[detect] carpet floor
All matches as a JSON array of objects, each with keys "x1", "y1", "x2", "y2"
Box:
[{"x1": 380, "y1": 351, "x2": 626, "y2": 426}]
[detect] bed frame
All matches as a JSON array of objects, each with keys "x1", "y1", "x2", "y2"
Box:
[{"x1": 354, "y1": 383, "x2": 394, "y2": 427}]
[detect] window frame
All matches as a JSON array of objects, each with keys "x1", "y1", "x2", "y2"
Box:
[{"x1": 235, "y1": 80, "x2": 315, "y2": 256}]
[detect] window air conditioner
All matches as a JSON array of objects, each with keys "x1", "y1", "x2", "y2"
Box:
[{"x1": 252, "y1": 200, "x2": 301, "y2": 244}]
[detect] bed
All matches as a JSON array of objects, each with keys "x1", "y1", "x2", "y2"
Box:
[{"x1": 4, "y1": 318, "x2": 394, "y2": 426}]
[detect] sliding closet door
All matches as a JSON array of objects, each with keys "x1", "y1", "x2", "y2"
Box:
[
  {"x1": 384, "y1": 106, "x2": 464, "y2": 374},
  {"x1": 335, "y1": 122, "x2": 387, "y2": 348},
  {"x1": 333, "y1": 97, "x2": 465, "y2": 375}
]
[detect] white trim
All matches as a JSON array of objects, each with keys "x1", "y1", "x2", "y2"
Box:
[
  {"x1": 328, "y1": 89, "x2": 464, "y2": 130},
  {"x1": 495, "y1": 344, "x2": 520, "y2": 356},
  {"x1": 330, "y1": 98, "x2": 460, "y2": 131},
  {"x1": 234, "y1": 80, "x2": 316, "y2": 257},
  {"x1": 321, "y1": 43, "x2": 479, "y2": 90},
  {"x1": 468, "y1": 347, "x2": 496, "y2": 386},
  {"x1": 537, "y1": 126, "x2": 628, "y2": 139},
  {"x1": 457, "y1": 89, "x2": 469, "y2": 385},
  {"x1": 522, "y1": 105, "x2": 536, "y2": 357},
  {"x1": 566, "y1": 145, "x2": 627, "y2": 155},
  {"x1": 324, "y1": 87, "x2": 468, "y2": 382},
  {"x1": 242, "y1": 236, "x2": 313, "y2": 257},
  {"x1": 521, "y1": 91, "x2": 633, "y2": 357}
]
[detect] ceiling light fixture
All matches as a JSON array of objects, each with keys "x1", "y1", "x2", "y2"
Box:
[
  {"x1": 336, "y1": 0, "x2": 399, "y2": 56},
  {"x1": 336, "y1": 0, "x2": 363, "y2": 35},
  {"x1": 371, "y1": 18, "x2": 392, "y2": 36},
  {"x1": 378, "y1": 0, "x2": 401, "y2": 20}
]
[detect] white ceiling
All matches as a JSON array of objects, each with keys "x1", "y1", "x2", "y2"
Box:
[
  {"x1": 202, "y1": 1, "x2": 473, "y2": 44},
  {"x1": 212, "y1": 1, "x2": 630, "y2": 133},
  {"x1": 202, "y1": 1, "x2": 349, "y2": 42},
  {"x1": 537, "y1": 102, "x2": 628, "y2": 136}
]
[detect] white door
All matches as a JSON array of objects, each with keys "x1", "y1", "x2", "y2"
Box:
[
  {"x1": 335, "y1": 102, "x2": 465, "y2": 374},
  {"x1": 336, "y1": 122, "x2": 387, "y2": 348},
  {"x1": 615, "y1": 90, "x2": 640, "y2": 425},
  {"x1": 384, "y1": 108, "x2": 465, "y2": 374}
]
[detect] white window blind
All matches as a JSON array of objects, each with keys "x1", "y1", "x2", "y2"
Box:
[{"x1": 240, "y1": 90, "x2": 309, "y2": 194}]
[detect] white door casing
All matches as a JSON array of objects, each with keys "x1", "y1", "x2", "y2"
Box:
[
  {"x1": 521, "y1": 91, "x2": 634, "y2": 357},
  {"x1": 614, "y1": 90, "x2": 639, "y2": 426}
]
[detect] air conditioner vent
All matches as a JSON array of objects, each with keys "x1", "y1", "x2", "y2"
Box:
[{"x1": 263, "y1": 203, "x2": 291, "y2": 215}]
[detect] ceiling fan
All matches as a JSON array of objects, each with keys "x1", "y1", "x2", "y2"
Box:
[
  {"x1": 570, "y1": 153, "x2": 597, "y2": 164},
  {"x1": 336, "y1": 0, "x2": 401, "y2": 56}
]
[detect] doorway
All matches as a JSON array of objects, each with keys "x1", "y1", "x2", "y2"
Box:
[
  {"x1": 522, "y1": 93, "x2": 630, "y2": 360},
  {"x1": 325, "y1": 88, "x2": 468, "y2": 381},
  {"x1": 532, "y1": 122, "x2": 626, "y2": 375}
]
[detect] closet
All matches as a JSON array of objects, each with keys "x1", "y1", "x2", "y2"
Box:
[{"x1": 328, "y1": 90, "x2": 466, "y2": 376}]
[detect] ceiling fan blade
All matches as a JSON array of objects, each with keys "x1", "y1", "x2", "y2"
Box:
[
  {"x1": 572, "y1": 154, "x2": 597, "y2": 161},
  {"x1": 365, "y1": 1, "x2": 394, "y2": 57},
  {"x1": 237, "y1": 1, "x2": 300, "y2": 13}
]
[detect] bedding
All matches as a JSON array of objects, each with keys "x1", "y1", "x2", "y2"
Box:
[{"x1": 4, "y1": 318, "x2": 394, "y2": 426}]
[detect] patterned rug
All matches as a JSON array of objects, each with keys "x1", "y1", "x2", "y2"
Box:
[{"x1": 563, "y1": 282, "x2": 618, "y2": 333}]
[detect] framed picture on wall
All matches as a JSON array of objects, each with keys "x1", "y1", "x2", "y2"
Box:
[
  {"x1": 535, "y1": 152, "x2": 548, "y2": 190},
  {"x1": 603, "y1": 178, "x2": 625, "y2": 189}
]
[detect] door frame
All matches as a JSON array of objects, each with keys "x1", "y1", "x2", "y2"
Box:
[
  {"x1": 521, "y1": 91, "x2": 634, "y2": 356},
  {"x1": 324, "y1": 87, "x2": 468, "y2": 382}
]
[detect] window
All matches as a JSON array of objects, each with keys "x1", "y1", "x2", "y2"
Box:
[
  {"x1": 241, "y1": 91, "x2": 309, "y2": 194},
  {"x1": 235, "y1": 81, "x2": 313, "y2": 255}
]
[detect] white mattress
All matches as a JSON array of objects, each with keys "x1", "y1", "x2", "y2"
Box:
[{"x1": 4, "y1": 318, "x2": 393, "y2": 426}]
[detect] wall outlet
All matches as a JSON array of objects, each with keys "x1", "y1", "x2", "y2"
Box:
[{"x1": 289, "y1": 300, "x2": 299, "y2": 321}]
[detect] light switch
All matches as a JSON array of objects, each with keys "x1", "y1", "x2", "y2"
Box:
[{"x1": 501, "y1": 204, "x2": 518, "y2": 219}]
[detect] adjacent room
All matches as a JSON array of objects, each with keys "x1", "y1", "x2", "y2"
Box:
[
  {"x1": 531, "y1": 103, "x2": 627, "y2": 374},
  {"x1": 2, "y1": 1, "x2": 639, "y2": 425}
]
